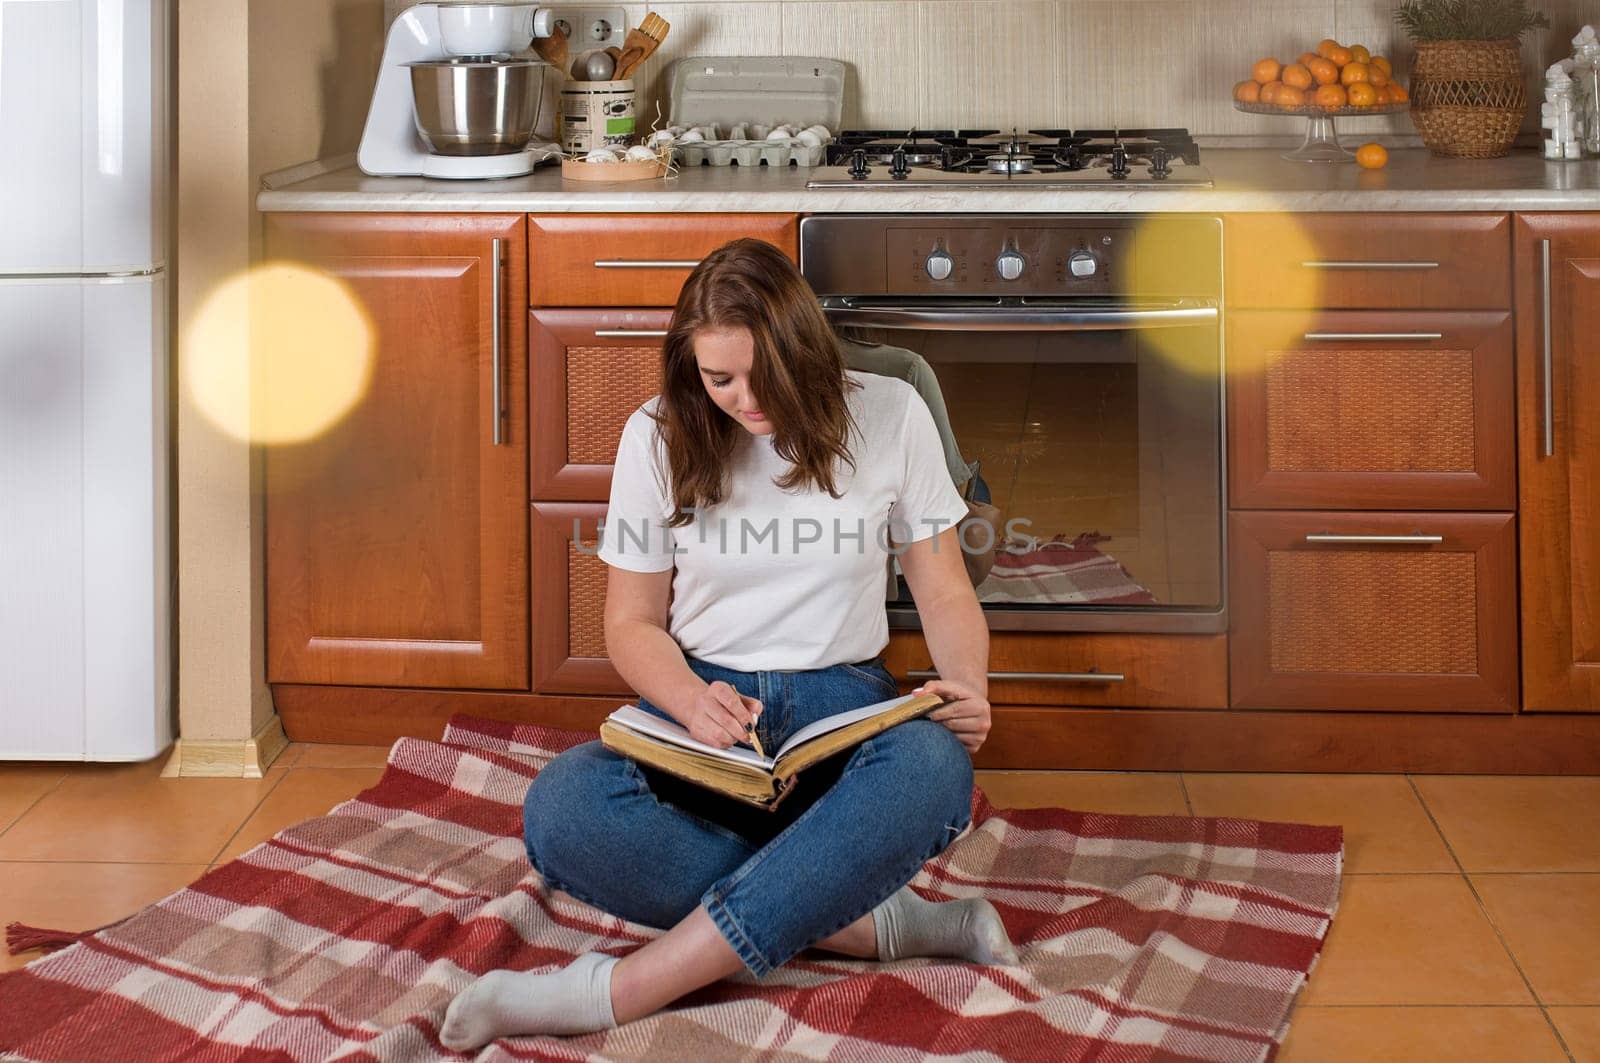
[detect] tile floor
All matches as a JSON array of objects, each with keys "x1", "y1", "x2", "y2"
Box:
[{"x1": 1, "y1": 750, "x2": 1595, "y2": 1061}]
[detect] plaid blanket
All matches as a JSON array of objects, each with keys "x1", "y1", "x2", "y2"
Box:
[
  {"x1": 0, "y1": 715, "x2": 1342, "y2": 1062},
  {"x1": 977, "y1": 533, "x2": 1159, "y2": 606}
]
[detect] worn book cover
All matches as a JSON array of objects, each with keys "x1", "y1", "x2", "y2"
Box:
[{"x1": 598, "y1": 691, "x2": 946, "y2": 810}]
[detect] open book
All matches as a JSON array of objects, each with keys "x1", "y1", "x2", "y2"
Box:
[{"x1": 598, "y1": 690, "x2": 945, "y2": 811}]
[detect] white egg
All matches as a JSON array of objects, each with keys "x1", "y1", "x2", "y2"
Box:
[
  {"x1": 678, "y1": 130, "x2": 705, "y2": 143},
  {"x1": 626, "y1": 144, "x2": 659, "y2": 162},
  {"x1": 795, "y1": 130, "x2": 822, "y2": 147},
  {"x1": 647, "y1": 129, "x2": 675, "y2": 147},
  {"x1": 583, "y1": 149, "x2": 620, "y2": 163},
  {"x1": 802, "y1": 124, "x2": 832, "y2": 140},
  {"x1": 766, "y1": 128, "x2": 793, "y2": 141}
]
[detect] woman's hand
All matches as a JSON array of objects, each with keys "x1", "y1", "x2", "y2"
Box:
[
  {"x1": 915, "y1": 679, "x2": 991, "y2": 755},
  {"x1": 684, "y1": 680, "x2": 763, "y2": 750}
]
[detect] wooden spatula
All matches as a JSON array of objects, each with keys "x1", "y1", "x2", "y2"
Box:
[
  {"x1": 614, "y1": 13, "x2": 669, "y2": 79},
  {"x1": 531, "y1": 24, "x2": 569, "y2": 71}
]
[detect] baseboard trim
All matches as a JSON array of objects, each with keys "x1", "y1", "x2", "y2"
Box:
[
  {"x1": 161, "y1": 716, "x2": 291, "y2": 778},
  {"x1": 272, "y1": 684, "x2": 1600, "y2": 773}
]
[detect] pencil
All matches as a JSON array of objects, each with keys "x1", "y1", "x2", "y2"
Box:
[{"x1": 746, "y1": 724, "x2": 767, "y2": 760}]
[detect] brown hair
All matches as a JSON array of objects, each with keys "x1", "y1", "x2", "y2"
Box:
[{"x1": 654, "y1": 238, "x2": 859, "y2": 527}]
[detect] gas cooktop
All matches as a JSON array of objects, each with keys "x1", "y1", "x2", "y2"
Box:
[{"x1": 806, "y1": 128, "x2": 1212, "y2": 188}]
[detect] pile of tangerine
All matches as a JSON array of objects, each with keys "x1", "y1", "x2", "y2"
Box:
[{"x1": 1235, "y1": 39, "x2": 1408, "y2": 109}]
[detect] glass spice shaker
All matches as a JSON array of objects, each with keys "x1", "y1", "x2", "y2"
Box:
[
  {"x1": 1573, "y1": 28, "x2": 1600, "y2": 156},
  {"x1": 1542, "y1": 63, "x2": 1581, "y2": 160}
]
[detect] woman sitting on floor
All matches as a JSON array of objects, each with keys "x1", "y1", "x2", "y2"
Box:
[{"x1": 441, "y1": 238, "x2": 1017, "y2": 1050}]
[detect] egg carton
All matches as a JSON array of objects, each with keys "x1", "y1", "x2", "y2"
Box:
[
  {"x1": 664, "y1": 56, "x2": 843, "y2": 169},
  {"x1": 674, "y1": 138, "x2": 830, "y2": 168}
]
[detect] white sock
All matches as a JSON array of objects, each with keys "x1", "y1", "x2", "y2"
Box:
[
  {"x1": 439, "y1": 952, "x2": 619, "y2": 1050},
  {"x1": 872, "y1": 886, "x2": 1021, "y2": 966}
]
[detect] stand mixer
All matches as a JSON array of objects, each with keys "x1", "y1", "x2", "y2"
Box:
[{"x1": 359, "y1": 3, "x2": 564, "y2": 179}]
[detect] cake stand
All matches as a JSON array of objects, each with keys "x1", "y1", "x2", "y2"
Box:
[{"x1": 1235, "y1": 99, "x2": 1409, "y2": 162}]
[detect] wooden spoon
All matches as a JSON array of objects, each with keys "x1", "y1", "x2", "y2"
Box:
[
  {"x1": 614, "y1": 47, "x2": 644, "y2": 79},
  {"x1": 531, "y1": 24, "x2": 569, "y2": 70}
]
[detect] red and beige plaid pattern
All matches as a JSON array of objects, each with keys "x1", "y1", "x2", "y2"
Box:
[
  {"x1": 978, "y1": 533, "x2": 1160, "y2": 606},
  {"x1": 0, "y1": 715, "x2": 1342, "y2": 1062}
]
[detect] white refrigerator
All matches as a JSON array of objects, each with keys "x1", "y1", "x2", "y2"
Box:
[{"x1": 0, "y1": 0, "x2": 171, "y2": 760}]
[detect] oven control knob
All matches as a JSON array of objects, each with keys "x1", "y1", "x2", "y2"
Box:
[
  {"x1": 925, "y1": 250, "x2": 954, "y2": 281},
  {"x1": 995, "y1": 250, "x2": 1026, "y2": 281},
  {"x1": 1068, "y1": 250, "x2": 1098, "y2": 278}
]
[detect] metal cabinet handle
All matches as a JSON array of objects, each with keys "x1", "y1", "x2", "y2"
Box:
[
  {"x1": 906, "y1": 668, "x2": 1126, "y2": 683},
  {"x1": 593, "y1": 259, "x2": 702, "y2": 269},
  {"x1": 1302, "y1": 331, "x2": 1444, "y2": 342},
  {"x1": 593, "y1": 329, "x2": 670, "y2": 338},
  {"x1": 491, "y1": 237, "x2": 504, "y2": 447},
  {"x1": 1304, "y1": 533, "x2": 1445, "y2": 544},
  {"x1": 1541, "y1": 238, "x2": 1554, "y2": 457},
  {"x1": 1300, "y1": 260, "x2": 1440, "y2": 270}
]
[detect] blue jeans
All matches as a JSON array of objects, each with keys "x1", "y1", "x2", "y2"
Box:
[{"x1": 521, "y1": 655, "x2": 975, "y2": 977}]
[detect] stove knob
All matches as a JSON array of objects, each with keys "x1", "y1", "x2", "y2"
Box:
[
  {"x1": 995, "y1": 250, "x2": 1026, "y2": 282},
  {"x1": 1068, "y1": 250, "x2": 1098, "y2": 278},
  {"x1": 925, "y1": 250, "x2": 954, "y2": 281},
  {"x1": 889, "y1": 146, "x2": 910, "y2": 180},
  {"x1": 1109, "y1": 144, "x2": 1130, "y2": 180},
  {"x1": 1149, "y1": 145, "x2": 1171, "y2": 180},
  {"x1": 1062, "y1": 251, "x2": 1100, "y2": 278},
  {"x1": 848, "y1": 149, "x2": 869, "y2": 180}
]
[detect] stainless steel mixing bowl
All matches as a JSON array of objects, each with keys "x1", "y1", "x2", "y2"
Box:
[{"x1": 408, "y1": 58, "x2": 546, "y2": 156}]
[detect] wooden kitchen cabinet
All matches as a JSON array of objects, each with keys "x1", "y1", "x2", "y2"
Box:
[
  {"x1": 1515, "y1": 215, "x2": 1600, "y2": 712},
  {"x1": 1225, "y1": 212, "x2": 1511, "y2": 310},
  {"x1": 1227, "y1": 310, "x2": 1516, "y2": 510},
  {"x1": 265, "y1": 214, "x2": 529, "y2": 690},
  {"x1": 527, "y1": 214, "x2": 799, "y2": 306},
  {"x1": 530, "y1": 503, "x2": 630, "y2": 695},
  {"x1": 885, "y1": 631, "x2": 1229, "y2": 709},
  {"x1": 1229, "y1": 511, "x2": 1518, "y2": 712},
  {"x1": 530, "y1": 308, "x2": 668, "y2": 500}
]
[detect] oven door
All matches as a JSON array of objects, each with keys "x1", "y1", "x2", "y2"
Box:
[{"x1": 823, "y1": 297, "x2": 1225, "y2": 634}]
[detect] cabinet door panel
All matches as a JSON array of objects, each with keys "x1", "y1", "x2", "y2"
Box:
[
  {"x1": 528, "y1": 214, "x2": 798, "y2": 306},
  {"x1": 1230, "y1": 511, "x2": 1518, "y2": 712},
  {"x1": 1225, "y1": 213, "x2": 1510, "y2": 309},
  {"x1": 884, "y1": 631, "x2": 1228, "y2": 709},
  {"x1": 266, "y1": 215, "x2": 528, "y2": 689},
  {"x1": 1516, "y1": 214, "x2": 1600, "y2": 711},
  {"x1": 530, "y1": 309, "x2": 667, "y2": 501},
  {"x1": 531, "y1": 503, "x2": 631, "y2": 695},
  {"x1": 1228, "y1": 310, "x2": 1515, "y2": 509}
]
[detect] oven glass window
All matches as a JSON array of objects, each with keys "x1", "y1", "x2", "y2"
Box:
[{"x1": 843, "y1": 323, "x2": 1222, "y2": 613}]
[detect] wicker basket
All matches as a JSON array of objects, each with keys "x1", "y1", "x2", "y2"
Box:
[{"x1": 1408, "y1": 38, "x2": 1527, "y2": 158}]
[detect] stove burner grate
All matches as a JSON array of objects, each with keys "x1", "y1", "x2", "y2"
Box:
[{"x1": 825, "y1": 128, "x2": 1203, "y2": 176}]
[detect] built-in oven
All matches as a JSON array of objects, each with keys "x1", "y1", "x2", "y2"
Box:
[{"x1": 800, "y1": 214, "x2": 1225, "y2": 634}]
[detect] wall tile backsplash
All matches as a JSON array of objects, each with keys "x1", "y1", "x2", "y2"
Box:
[{"x1": 386, "y1": 0, "x2": 1600, "y2": 137}]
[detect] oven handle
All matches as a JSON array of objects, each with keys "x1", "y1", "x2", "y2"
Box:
[{"x1": 820, "y1": 301, "x2": 1218, "y2": 331}]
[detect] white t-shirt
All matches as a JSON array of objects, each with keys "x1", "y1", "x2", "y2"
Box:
[{"x1": 597, "y1": 370, "x2": 968, "y2": 672}]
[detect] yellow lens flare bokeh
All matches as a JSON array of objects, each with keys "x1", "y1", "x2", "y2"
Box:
[
  {"x1": 1127, "y1": 206, "x2": 1323, "y2": 378},
  {"x1": 185, "y1": 262, "x2": 375, "y2": 445}
]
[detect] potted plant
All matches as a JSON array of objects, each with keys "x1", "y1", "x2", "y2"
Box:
[{"x1": 1396, "y1": 0, "x2": 1550, "y2": 157}]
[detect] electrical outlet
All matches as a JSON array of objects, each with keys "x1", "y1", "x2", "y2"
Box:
[{"x1": 543, "y1": 6, "x2": 626, "y2": 49}]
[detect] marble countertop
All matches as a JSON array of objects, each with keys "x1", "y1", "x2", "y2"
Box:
[{"x1": 257, "y1": 148, "x2": 1600, "y2": 213}]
